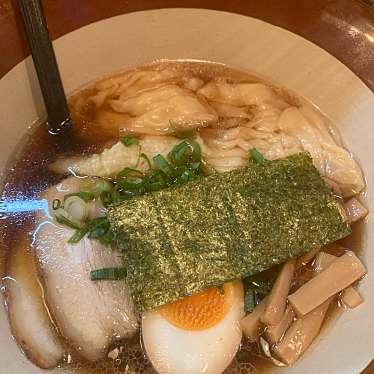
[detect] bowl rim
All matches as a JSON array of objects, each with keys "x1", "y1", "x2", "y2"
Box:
[{"x1": 1, "y1": 2, "x2": 374, "y2": 373}]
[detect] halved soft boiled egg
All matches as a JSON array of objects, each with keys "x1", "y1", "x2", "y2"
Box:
[{"x1": 142, "y1": 281, "x2": 244, "y2": 374}]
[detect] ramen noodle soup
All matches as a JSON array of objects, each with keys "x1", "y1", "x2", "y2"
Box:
[{"x1": 0, "y1": 61, "x2": 368, "y2": 374}]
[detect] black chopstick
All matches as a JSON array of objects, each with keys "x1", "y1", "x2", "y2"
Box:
[{"x1": 17, "y1": 0, "x2": 73, "y2": 135}]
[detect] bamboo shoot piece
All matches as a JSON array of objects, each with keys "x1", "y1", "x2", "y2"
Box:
[
  {"x1": 273, "y1": 299, "x2": 331, "y2": 365},
  {"x1": 240, "y1": 297, "x2": 267, "y2": 342},
  {"x1": 273, "y1": 251, "x2": 334, "y2": 365},
  {"x1": 264, "y1": 305, "x2": 295, "y2": 345},
  {"x1": 261, "y1": 259, "x2": 296, "y2": 326},
  {"x1": 313, "y1": 252, "x2": 336, "y2": 273},
  {"x1": 344, "y1": 198, "x2": 368, "y2": 223},
  {"x1": 315, "y1": 252, "x2": 363, "y2": 309},
  {"x1": 341, "y1": 287, "x2": 363, "y2": 309},
  {"x1": 288, "y1": 252, "x2": 366, "y2": 316}
]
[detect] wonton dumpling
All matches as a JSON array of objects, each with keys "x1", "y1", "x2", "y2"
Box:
[
  {"x1": 249, "y1": 105, "x2": 282, "y2": 133},
  {"x1": 322, "y1": 143, "x2": 365, "y2": 197},
  {"x1": 278, "y1": 107, "x2": 325, "y2": 173},
  {"x1": 210, "y1": 101, "x2": 253, "y2": 119},
  {"x1": 110, "y1": 84, "x2": 218, "y2": 135},
  {"x1": 278, "y1": 107, "x2": 364, "y2": 197},
  {"x1": 50, "y1": 136, "x2": 180, "y2": 177},
  {"x1": 198, "y1": 82, "x2": 289, "y2": 109},
  {"x1": 89, "y1": 69, "x2": 180, "y2": 107}
]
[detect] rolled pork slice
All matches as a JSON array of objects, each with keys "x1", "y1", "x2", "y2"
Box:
[
  {"x1": 34, "y1": 178, "x2": 139, "y2": 361},
  {"x1": 3, "y1": 239, "x2": 64, "y2": 369}
]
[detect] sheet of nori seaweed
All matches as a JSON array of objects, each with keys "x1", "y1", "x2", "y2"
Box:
[{"x1": 108, "y1": 153, "x2": 351, "y2": 312}]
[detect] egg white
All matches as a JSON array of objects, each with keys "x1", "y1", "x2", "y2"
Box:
[{"x1": 142, "y1": 281, "x2": 244, "y2": 374}]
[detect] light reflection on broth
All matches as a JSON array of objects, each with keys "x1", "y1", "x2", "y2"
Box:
[{"x1": 0, "y1": 61, "x2": 367, "y2": 374}]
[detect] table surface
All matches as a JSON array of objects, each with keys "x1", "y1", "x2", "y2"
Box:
[{"x1": 0, "y1": 0, "x2": 373, "y2": 372}]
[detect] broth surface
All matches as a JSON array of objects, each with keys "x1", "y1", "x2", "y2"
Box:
[{"x1": 0, "y1": 61, "x2": 365, "y2": 374}]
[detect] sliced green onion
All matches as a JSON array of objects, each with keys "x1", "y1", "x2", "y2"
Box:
[
  {"x1": 168, "y1": 140, "x2": 202, "y2": 167},
  {"x1": 121, "y1": 135, "x2": 139, "y2": 147},
  {"x1": 88, "y1": 226, "x2": 108, "y2": 239},
  {"x1": 188, "y1": 161, "x2": 201, "y2": 171},
  {"x1": 52, "y1": 199, "x2": 62, "y2": 210},
  {"x1": 153, "y1": 154, "x2": 174, "y2": 177},
  {"x1": 68, "y1": 217, "x2": 112, "y2": 245},
  {"x1": 100, "y1": 191, "x2": 112, "y2": 207},
  {"x1": 140, "y1": 153, "x2": 152, "y2": 170},
  {"x1": 54, "y1": 208, "x2": 85, "y2": 229},
  {"x1": 113, "y1": 185, "x2": 137, "y2": 200},
  {"x1": 118, "y1": 177, "x2": 146, "y2": 191},
  {"x1": 168, "y1": 141, "x2": 188, "y2": 166},
  {"x1": 244, "y1": 288, "x2": 256, "y2": 313},
  {"x1": 62, "y1": 139, "x2": 207, "y2": 245},
  {"x1": 189, "y1": 140, "x2": 202, "y2": 162},
  {"x1": 87, "y1": 216, "x2": 110, "y2": 229},
  {"x1": 80, "y1": 178, "x2": 113, "y2": 198},
  {"x1": 117, "y1": 167, "x2": 143, "y2": 180},
  {"x1": 68, "y1": 227, "x2": 89, "y2": 244},
  {"x1": 146, "y1": 171, "x2": 167, "y2": 191},
  {"x1": 177, "y1": 169, "x2": 199, "y2": 184},
  {"x1": 64, "y1": 196, "x2": 89, "y2": 222},
  {"x1": 249, "y1": 148, "x2": 266, "y2": 165},
  {"x1": 97, "y1": 229, "x2": 114, "y2": 245},
  {"x1": 64, "y1": 191, "x2": 95, "y2": 202},
  {"x1": 90, "y1": 267, "x2": 127, "y2": 281}
]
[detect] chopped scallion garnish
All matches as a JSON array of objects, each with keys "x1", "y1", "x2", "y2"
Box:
[
  {"x1": 249, "y1": 148, "x2": 266, "y2": 165},
  {"x1": 100, "y1": 191, "x2": 112, "y2": 208},
  {"x1": 168, "y1": 140, "x2": 202, "y2": 167},
  {"x1": 68, "y1": 216, "x2": 113, "y2": 245},
  {"x1": 117, "y1": 167, "x2": 143, "y2": 180},
  {"x1": 140, "y1": 153, "x2": 152, "y2": 170},
  {"x1": 153, "y1": 154, "x2": 174, "y2": 177},
  {"x1": 121, "y1": 135, "x2": 139, "y2": 147},
  {"x1": 68, "y1": 227, "x2": 89, "y2": 244},
  {"x1": 56, "y1": 140, "x2": 205, "y2": 245},
  {"x1": 54, "y1": 208, "x2": 85, "y2": 230},
  {"x1": 90, "y1": 267, "x2": 127, "y2": 281},
  {"x1": 64, "y1": 191, "x2": 95, "y2": 202}
]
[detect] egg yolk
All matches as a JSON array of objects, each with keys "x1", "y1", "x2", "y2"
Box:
[{"x1": 160, "y1": 283, "x2": 234, "y2": 331}]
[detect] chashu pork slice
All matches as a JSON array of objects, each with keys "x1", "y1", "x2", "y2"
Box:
[
  {"x1": 34, "y1": 178, "x2": 139, "y2": 361},
  {"x1": 3, "y1": 239, "x2": 64, "y2": 369}
]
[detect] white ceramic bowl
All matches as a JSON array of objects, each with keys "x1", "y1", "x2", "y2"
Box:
[{"x1": 1, "y1": 8, "x2": 373, "y2": 374}]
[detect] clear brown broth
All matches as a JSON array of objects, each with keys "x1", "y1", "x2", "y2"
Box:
[{"x1": 0, "y1": 61, "x2": 365, "y2": 374}]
